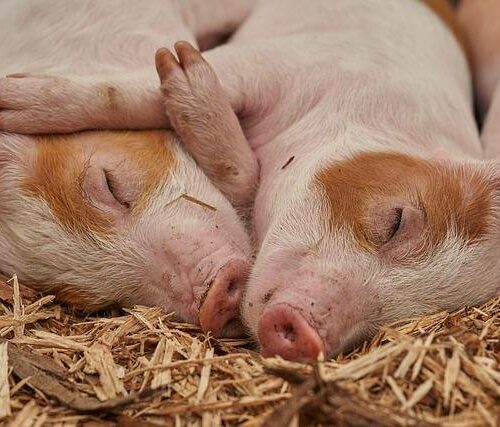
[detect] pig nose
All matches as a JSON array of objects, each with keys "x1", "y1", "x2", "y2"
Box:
[
  {"x1": 258, "y1": 304, "x2": 325, "y2": 360},
  {"x1": 198, "y1": 259, "x2": 248, "y2": 338}
]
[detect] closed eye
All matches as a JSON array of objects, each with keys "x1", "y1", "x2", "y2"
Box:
[
  {"x1": 104, "y1": 169, "x2": 131, "y2": 209},
  {"x1": 388, "y1": 207, "x2": 403, "y2": 240},
  {"x1": 369, "y1": 205, "x2": 406, "y2": 247}
]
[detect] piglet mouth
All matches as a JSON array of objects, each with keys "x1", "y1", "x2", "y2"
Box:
[{"x1": 198, "y1": 259, "x2": 249, "y2": 338}]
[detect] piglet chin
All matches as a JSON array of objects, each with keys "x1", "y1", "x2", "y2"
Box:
[
  {"x1": 198, "y1": 259, "x2": 248, "y2": 338},
  {"x1": 258, "y1": 303, "x2": 325, "y2": 361}
]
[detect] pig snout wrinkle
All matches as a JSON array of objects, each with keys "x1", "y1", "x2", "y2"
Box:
[
  {"x1": 198, "y1": 259, "x2": 248, "y2": 338},
  {"x1": 258, "y1": 304, "x2": 325, "y2": 361}
]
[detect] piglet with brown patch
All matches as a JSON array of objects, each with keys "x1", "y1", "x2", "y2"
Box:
[
  {"x1": 0, "y1": 0, "x2": 259, "y2": 338},
  {"x1": 158, "y1": 0, "x2": 500, "y2": 359},
  {"x1": 3, "y1": 0, "x2": 500, "y2": 360}
]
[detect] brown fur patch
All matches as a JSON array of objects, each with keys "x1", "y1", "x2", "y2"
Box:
[
  {"x1": 25, "y1": 130, "x2": 176, "y2": 235},
  {"x1": 25, "y1": 137, "x2": 112, "y2": 234},
  {"x1": 421, "y1": 0, "x2": 470, "y2": 63},
  {"x1": 315, "y1": 152, "x2": 493, "y2": 255},
  {"x1": 93, "y1": 131, "x2": 177, "y2": 215}
]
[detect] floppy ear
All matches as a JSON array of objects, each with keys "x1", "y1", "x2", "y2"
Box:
[{"x1": 481, "y1": 85, "x2": 500, "y2": 159}]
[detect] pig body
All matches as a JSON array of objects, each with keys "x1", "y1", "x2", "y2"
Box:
[
  {"x1": 230, "y1": 0, "x2": 499, "y2": 358},
  {"x1": 2, "y1": 0, "x2": 500, "y2": 359},
  {"x1": 0, "y1": 0, "x2": 259, "y2": 337},
  {"x1": 457, "y1": 0, "x2": 500, "y2": 159}
]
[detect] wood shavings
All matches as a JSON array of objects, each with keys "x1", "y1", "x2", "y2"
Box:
[
  {"x1": 150, "y1": 337, "x2": 175, "y2": 390},
  {"x1": 0, "y1": 342, "x2": 10, "y2": 419},
  {"x1": 196, "y1": 347, "x2": 214, "y2": 403},
  {"x1": 402, "y1": 378, "x2": 434, "y2": 411},
  {"x1": 84, "y1": 343, "x2": 126, "y2": 400},
  {"x1": 10, "y1": 275, "x2": 24, "y2": 339},
  {"x1": 0, "y1": 274, "x2": 497, "y2": 426},
  {"x1": 443, "y1": 346, "x2": 460, "y2": 407}
]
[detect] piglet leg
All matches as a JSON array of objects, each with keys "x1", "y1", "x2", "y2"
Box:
[
  {"x1": 0, "y1": 73, "x2": 169, "y2": 133},
  {"x1": 156, "y1": 41, "x2": 259, "y2": 208}
]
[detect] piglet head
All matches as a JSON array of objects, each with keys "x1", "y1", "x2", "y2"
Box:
[
  {"x1": 243, "y1": 151, "x2": 500, "y2": 359},
  {"x1": 0, "y1": 130, "x2": 251, "y2": 337}
]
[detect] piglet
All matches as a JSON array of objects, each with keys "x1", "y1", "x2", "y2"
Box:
[
  {"x1": 0, "y1": 0, "x2": 258, "y2": 337},
  {"x1": 3, "y1": 0, "x2": 500, "y2": 360},
  {"x1": 158, "y1": 0, "x2": 500, "y2": 360}
]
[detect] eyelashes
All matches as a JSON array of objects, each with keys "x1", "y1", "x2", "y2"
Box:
[
  {"x1": 104, "y1": 169, "x2": 131, "y2": 209},
  {"x1": 367, "y1": 206, "x2": 406, "y2": 248},
  {"x1": 388, "y1": 207, "x2": 403, "y2": 242}
]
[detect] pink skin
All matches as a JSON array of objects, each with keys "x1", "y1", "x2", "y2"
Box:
[
  {"x1": 457, "y1": 0, "x2": 500, "y2": 159},
  {"x1": 0, "y1": 0, "x2": 258, "y2": 337},
  {"x1": 243, "y1": 247, "x2": 379, "y2": 357},
  {"x1": 143, "y1": 217, "x2": 249, "y2": 337},
  {"x1": 456, "y1": 0, "x2": 500, "y2": 119},
  {"x1": 155, "y1": 42, "x2": 259, "y2": 207},
  {"x1": 199, "y1": 259, "x2": 248, "y2": 337},
  {"x1": 258, "y1": 304, "x2": 324, "y2": 360},
  {"x1": 482, "y1": 87, "x2": 500, "y2": 159},
  {"x1": 2, "y1": 0, "x2": 500, "y2": 360}
]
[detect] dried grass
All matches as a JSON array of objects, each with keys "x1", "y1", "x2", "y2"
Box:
[{"x1": 0, "y1": 274, "x2": 498, "y2": 426}]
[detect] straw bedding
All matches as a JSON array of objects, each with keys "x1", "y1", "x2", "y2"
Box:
[{"x1": 0, "y1": 274, "x2": 498, "y2": 426}]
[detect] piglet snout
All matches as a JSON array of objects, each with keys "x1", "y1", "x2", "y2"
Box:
[
  {"x1": 198, "y1": 259, "x2": 248, "y2": 338},
  {"x1": 258, "y1": 304, "x2": 324, "y2": 360}
]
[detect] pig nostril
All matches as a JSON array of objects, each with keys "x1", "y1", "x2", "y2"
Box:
[
  {"x1": 227, "y1": 280, "x2": 239, "y2": 296},
  {"x1": 277, "y1": 322, "x2": 296, "y2": 343},
  {"x1": 198, "y1": 259, "x2": 249, "y2": 338},
  {"x1": 258, "y1": 304, "x2": 325, "y2": 360}
]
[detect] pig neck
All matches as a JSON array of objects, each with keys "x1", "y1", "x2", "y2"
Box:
[
  {"x1": 207, "y1": 41, "x2": 481, "y2": 171},
  {"x1": 253, "y1": 73, "x2": 480, "y2": 162}
]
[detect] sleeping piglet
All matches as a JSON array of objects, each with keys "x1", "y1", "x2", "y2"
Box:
[
  {"x1": 2, "y1": 0, "x2": 500, "y2": 360},
  {"x1": 0, "y1": 0, "x2": 259, "y2": 337}
]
